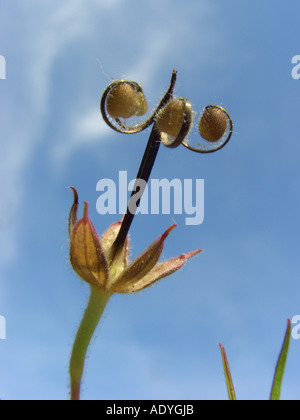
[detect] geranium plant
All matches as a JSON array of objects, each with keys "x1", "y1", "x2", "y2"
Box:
[{"x1": 68, "y1": 70, "x2": 233, "y2": 400}]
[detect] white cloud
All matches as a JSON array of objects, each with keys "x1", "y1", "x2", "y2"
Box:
[
  {"x1": 52, "y1": 110, "x2": 113, "y2": 163},
  {"x1": 0, "y1": 1, "x2": 118, "y2": 262}
]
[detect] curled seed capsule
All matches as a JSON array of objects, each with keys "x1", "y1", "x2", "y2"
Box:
[
  {"x1": 106, "y1": 81, "x2": 147, "y2": 119},
  {"x1": 155, "y1": 98, "x2": 193, "y2": 148},
  {"x1": 199, "y1": 106, "x2": 228, "y2": 142}
]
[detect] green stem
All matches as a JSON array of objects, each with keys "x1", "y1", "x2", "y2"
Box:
[
  {"x1": 69, "y1": 286, "x2": 112, "y2": 400},
  {"x1": 270, "y1": 319, "x2": 291, "y2": 401}
]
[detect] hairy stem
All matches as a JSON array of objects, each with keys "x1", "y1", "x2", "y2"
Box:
[{"x1": 69, "y1": 286, "x2": 112, "y2": 400}]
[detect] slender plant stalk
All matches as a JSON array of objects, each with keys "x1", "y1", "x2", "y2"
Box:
[
  {"x1": 111, "y1": 124, "x2": 161, "y2": 255},
  {"x1": 69, "y1": 286, "x2": 112, "y2": 400},
  {"x1": 270, "y1": 319, "x2": 291, "y2": 401},
  {"x1": 219, "y1": 343, "x2": 237, "y2": 400}
]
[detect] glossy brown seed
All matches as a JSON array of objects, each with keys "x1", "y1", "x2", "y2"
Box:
[
  {"x1": 106, "y1": 82, "x2": 147, "y2": 119},
  {"x1": 199, "y1": 107, "x2": 228, "y2": 142},
  {"x1": 155, "y1": 99, "x2": 185, "y2": 138}
]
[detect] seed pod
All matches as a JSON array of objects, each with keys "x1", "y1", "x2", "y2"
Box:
[
  {"x1": 155, "y1": 99, "x2": 185, "y2": 138},
  {"x1": 106, "y1": 82, "x2": 147, "y2": 119},
  {"x1": 155, "y1": 98, "x2": 193, "y2": 148},
  {"x1": 199, "y1": 106, "x2": 228, "y2": 142}
]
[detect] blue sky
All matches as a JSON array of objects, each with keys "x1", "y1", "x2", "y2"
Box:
[{"x1": 1, "y1": 0, "x2": 300, "y2": 400}]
